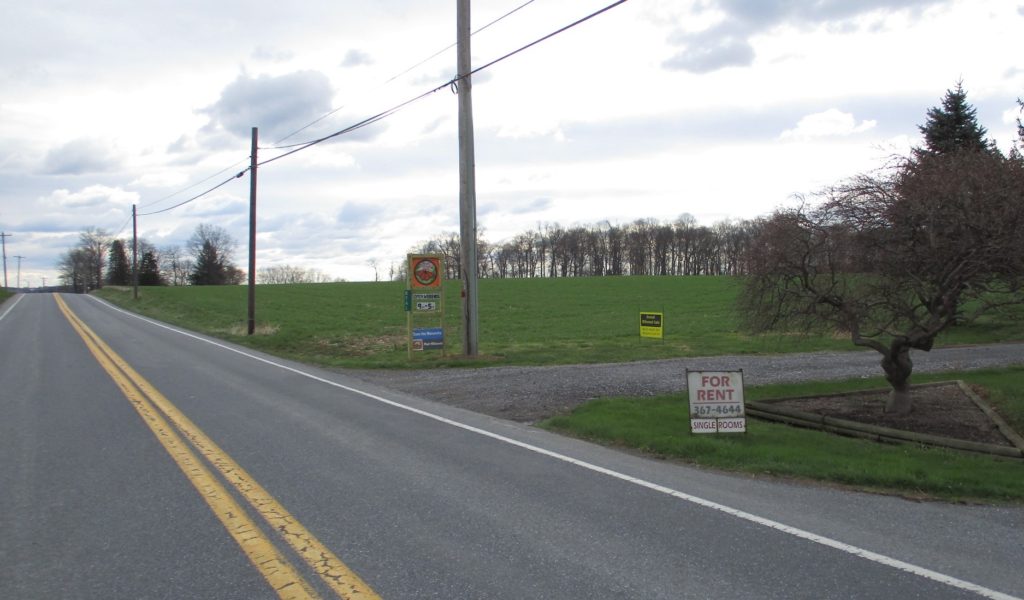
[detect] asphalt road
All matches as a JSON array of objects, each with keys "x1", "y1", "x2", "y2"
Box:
[{"x1": 1, "y1": 293, "x2": 1021, "y2": 599}]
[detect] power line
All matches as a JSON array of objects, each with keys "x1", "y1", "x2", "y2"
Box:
[
  {"x1": 133, "y1": 0, "x2": 630, "y2": 217},
  {"x1": 112, "y1": 213, "x2": 133, "y2": 238},
  {"x1": 259, "y1": 0, "x2": 631, "y2": 166},
  {"x1": 466, "y1": 0, "x2": 630, "y2": 82},
  {"x1": 268, "y1": 0, "x2": 541, "y2": 148},
  {"x1": 137, "y1": 168, "x2": 249, "y2": 217},
  {"x1": 257, "y1": 82, "x2": 451, "y2": 165},
  {"x1": 138, "y1": 158, "x2": 250, "y2": 211},
  {"x1": 380, "y1": 0, "x2": 540, "y2": 87}
]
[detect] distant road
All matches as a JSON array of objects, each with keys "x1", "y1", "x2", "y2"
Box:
[{"x1": 1, "y1": 293, "x2": 1021, "y2": 599}]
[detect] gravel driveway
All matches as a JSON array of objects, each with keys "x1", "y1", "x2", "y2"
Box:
[{"x1": 347, "y1": 342, "x2": 1024, "y2": 422}]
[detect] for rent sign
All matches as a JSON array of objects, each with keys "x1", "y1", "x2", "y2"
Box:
[{"x1": 687, "y1": 370, "x2": 746, "y2": 433}]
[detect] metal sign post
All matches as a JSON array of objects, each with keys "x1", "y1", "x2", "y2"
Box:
[{"x1": 407, "y1": 254, "x2": 445, "y2": 359}]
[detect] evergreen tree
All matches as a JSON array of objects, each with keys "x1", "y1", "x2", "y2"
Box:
[
  {"x1": 916, "y1": 81, "x2": 995, "y2": 157},
  {"x1": 1018, "y1": 97, "x2": 1024, "y2": 142},
  {"x1": 138, "y1": 250, "x2": 164, "y2": 286},
  {"x1": 188, "y1": 240, "x2": 229, "y2": 285},
  {"x1": 186, "y1": 223, "x2": 238, "y2": 285},
  {"x1": 106, "y1": 239, "x2": 131, "y2": 286}
]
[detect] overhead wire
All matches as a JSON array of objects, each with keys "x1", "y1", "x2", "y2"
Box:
[
  {"x1": 138, "y1": 168, "x2": 249, "y2": 217},
  {"x1": 112, "y1": 213, "x2": 133, "y2": 237},
  {"x1": 268, "y1": 0, "x2": 541, "y2": 149},
  {"x1": 260, "y1": 0, "x2": 631, "y2": 165},
  {"x1": 137, "y1": 158, "x2": 250, "y2": 211},
  {"x1": 379, "y1": 0, "x2": 540, "y2": 87},
  {"x1": 465, "y1": 0, "x2": 629, "y2": 81},
  {"x1": 135, "y1": 0, "x2": 630, "y2": 217}
]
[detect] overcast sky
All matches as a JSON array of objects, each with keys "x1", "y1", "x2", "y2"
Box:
[{"x1": 2, "y1": 0, "x2": 1022, "y2": 285}]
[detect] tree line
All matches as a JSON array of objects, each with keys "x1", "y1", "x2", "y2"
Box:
[
  {"x1": 407, "y1": 216, "x2": 761, "y2": 282},
  {"x1": 58, "y1": 223, "x2": 343, "y2": 291}
]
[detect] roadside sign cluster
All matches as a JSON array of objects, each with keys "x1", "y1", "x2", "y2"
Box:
[
  {"x1": 687, "y1": 370, "x2": 746, "y2": 433},
  {"x1": 406, "y1": 254, "x2": 445, "y2": 357}
]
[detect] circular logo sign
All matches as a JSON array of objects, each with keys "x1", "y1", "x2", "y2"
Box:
[{"x1": 413, "y1": 258, "x2": 439, "y2": 287}]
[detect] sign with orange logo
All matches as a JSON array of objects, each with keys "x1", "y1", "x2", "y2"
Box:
[{"x1": 409, "y1": 255, "x2": 443, "y2": 289}]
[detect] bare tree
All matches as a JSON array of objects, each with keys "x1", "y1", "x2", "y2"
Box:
[
  {"x1": 57, "y1": 248, "x2": 91, "y2": 293},
  {"x1": 159, "y1": 245, "x2": 191, "y2": 286},
  {"x1": 79, "y1": 227, "x2": 110, "y2": 290},
  {"x1": 412, "y1": 215, "x2": 762, "y2": 280},
  {"x1": 257, "y1": 265, "x2": 332, "y2": 284},
  {"x1": 741, "y1": 150, "x2": 1024, "y2": 413}
]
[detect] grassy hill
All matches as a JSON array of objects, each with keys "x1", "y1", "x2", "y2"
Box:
[{"x1": 94, "y1": 277, "x2": 1024, "y2": 369}]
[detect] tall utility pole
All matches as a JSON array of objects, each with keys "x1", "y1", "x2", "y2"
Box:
[
  {"x1": 247, "y1": 127, "x2": 258, "y2": 336},
  {"x1": 13, "y1": 255, "x2": 25, "y2": 288},
  {"x1": 132, "y1": 205, "x2": 139, "y2": 300},
  {"x1": 457, "y1": 0, "x2": 480, "y2": 356},
  {"x1": 1, "y1": 232, "x2": 11, "y2": 289}
]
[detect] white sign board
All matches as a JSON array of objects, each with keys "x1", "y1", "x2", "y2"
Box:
[{"x1": 687, "y1": 370, "x2": 745, "y2": 433}]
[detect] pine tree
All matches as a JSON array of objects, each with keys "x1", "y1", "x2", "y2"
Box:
[
  {"x1": 188, "y1": 240, "x2": 228, "y2": 285},
  {"x1": 186, "y1": 223, "x2": 237, "y2": 285},
  {"x1": 138, "y1": 250, "x2": 164, "y2": 286},
  {"x1": 106, "y1": 239, "x2": 131, "y2": 286},
  {"x1": 916, "y1": 81, "x2": 995, "y2": 156}
]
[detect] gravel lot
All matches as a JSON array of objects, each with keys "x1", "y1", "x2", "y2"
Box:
[{"x1": 347, "y1": 342, "x2": 1024, "y2": 422}]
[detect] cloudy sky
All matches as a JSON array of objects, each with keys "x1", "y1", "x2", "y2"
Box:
[{"x1": 1, "y1": 0, "x2": 1022, "y2": 285}]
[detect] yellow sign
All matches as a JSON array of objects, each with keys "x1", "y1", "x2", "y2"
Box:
[
  {"x1": 409, "y1": 254, "x2": 443, "y2": 289},
  {"x1": 640, "y1": 312, "x2": 663, "y2": 339}
]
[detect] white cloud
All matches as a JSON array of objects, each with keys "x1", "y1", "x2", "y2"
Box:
[
  {"x1": 1003, "y1": 105, "x2": 1023, "y2": 125},
  {"x1": 41, "y1": 138, "x2": 119, "y2": 175},
  {"x1": 341, "y1": 49, "x2": 374, "y2": 68},
  {"x1": 779, "y1": 109, "x2": 878, "y2": 141},
  {"x1": 43, "y1": 185, "x2": 138, "y2": 210},
  {"x1": 662, "y1": 0, "x2": 948, "y2": 74},
  {"x1": 199, "y1": 70, "x2": 335, "y2": 141},
  {"x1": 251, "y1": 46, "x2": 295, "y2": 63},
  {"x1": 2, "y1": 0, "x2": 1022, "y2": 283}
]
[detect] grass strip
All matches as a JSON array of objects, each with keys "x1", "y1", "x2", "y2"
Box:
[{"x1": 540, "y1": 368, "x2": 1024, "y2": 504}]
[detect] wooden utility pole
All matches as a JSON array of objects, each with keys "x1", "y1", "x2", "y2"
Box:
[
  {"x1": 1, "y1": 232, "x2": 11, "y2": 289},
  {"x1": 13, "y1": 255, "x2": 25, "y2": 288},
  {"x1": 457, "y1": 0, "x2": 480, "y2": 356},
  {"x1": 132, "y1": 205, "x2": 139, "y2": 299},
  {"x1": 247, "y1": 127, "x2": 258, "y2": 336}
]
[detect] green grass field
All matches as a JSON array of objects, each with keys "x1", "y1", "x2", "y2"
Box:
[
  {"x1": 0, "y1": 288, "x2": 11, "y2": 303},
  {"x1": 92, "y1": 278, "x2": 1024, "y2": 502},
  {"x1": 541, "y1": 367, "x2": 1024, "y2": 503},
  {"x1": 94, "y1": 277, "x2": 1024, "y2": 369}
]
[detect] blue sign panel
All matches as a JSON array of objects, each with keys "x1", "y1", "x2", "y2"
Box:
[{"x1": 412, "y1": 327, "x2": 444, "y2": 351}]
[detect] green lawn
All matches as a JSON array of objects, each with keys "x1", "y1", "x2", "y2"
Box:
[
  {"x1": 93, "y1": 277, "x2": 1024, "y2": 368},
  {"x1": 541, "y1": 367, "x2": 1024, "y2": 503},
  {"x1": 0, "y1": 288, "x2": 11, "y2": 303},
  {"x1": 91, "y1": 279, "x2": 1024, "y2": 502}
]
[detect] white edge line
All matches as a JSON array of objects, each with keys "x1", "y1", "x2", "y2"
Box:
[
  {"x1": 0, "y1": 293, "x2": 24, "y2": 322},
  {"x1": 89, "y1": 295, "x2": 1020, "y2": 600}
]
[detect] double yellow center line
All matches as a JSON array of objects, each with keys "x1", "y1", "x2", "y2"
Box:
[{"x1": 55, "y1": 295, "x2": 380, "y2": 600}]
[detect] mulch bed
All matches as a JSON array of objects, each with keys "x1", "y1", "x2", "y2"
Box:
[{"x1": 769, "y1": 382, "x2": 1013, "y2": 447}]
